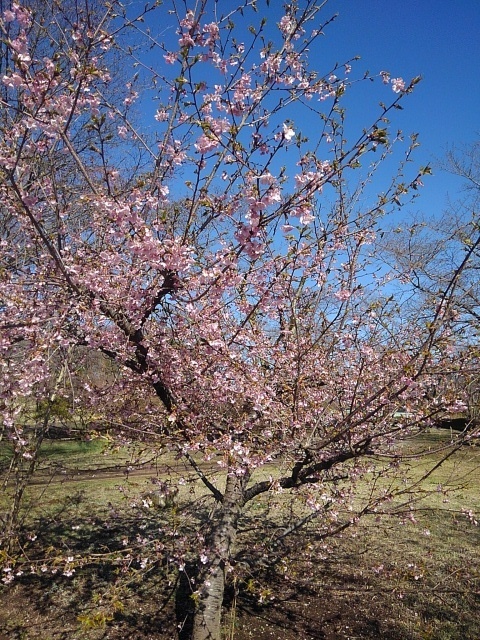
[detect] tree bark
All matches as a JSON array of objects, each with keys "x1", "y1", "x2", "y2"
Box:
[{"x1": 191, "y1": 472, "x2": 247, "y2": 640}]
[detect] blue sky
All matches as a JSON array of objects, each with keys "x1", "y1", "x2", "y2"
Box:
[
  {"x1": 329, "y1": 0, "x2": 480, "y2": 215},
  {"x1": 135, "y1": 0, "x2": 479, "y2": 218},
  {"x1": 241, "y1": 0, "x2": 480, "y2": 216}
]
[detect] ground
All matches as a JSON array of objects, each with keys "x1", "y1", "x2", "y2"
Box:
[{"x1": 1, "y1": 434, "x2": 479, "y2": 640}]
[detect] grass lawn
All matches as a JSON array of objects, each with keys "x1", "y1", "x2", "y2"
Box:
[{"x1": 0, "y1": 431, "x2": 479, "y2": 639}]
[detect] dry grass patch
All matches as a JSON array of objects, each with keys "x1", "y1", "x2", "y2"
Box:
[{"x1": 0, "y1": 431, "x2": 479, "y2": 639}]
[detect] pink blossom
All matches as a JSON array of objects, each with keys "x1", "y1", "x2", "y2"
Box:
[
  {"x1": 2, "y1": 569, "x2": 14, "y2": 585},
  {"x1": 12, "y1": 3, "x2": 31, "y2": 28},
  {"x1": 299, "y1": 211, "x2": 315, "y2": 224},
  {"x1": 278, "y1": 15, "x2": 294, "y2": 36},
  {"x1": 100, "y1": 35, "x2": 113, "y2": 51},
  {"x1": 260, "y1": 54, "x2": 281, "y2": 77},
  {"x1": 163, "y1": 52, "x2": 177, "y2": 65},
  {"x1": 462, "y1": 509, "x2": 478, "y2": 526},
  {"x1": 282, "y1": 123, "x2": 295, "y2": 141},
  {"x1": 178, "y1": 33, "x2": 195, "y2": 48},
  {"x1": 334, "y1": 289, "x2": 352, "y2": 301},
  {"x1": 208, "y1": 117, "x2": 230, "y2": 136},
  {"x1": 295, "y1": 171, "x2": 322, "y2": 188},
  {"x1": 230, "y1": 102, "x2": 246, "y2": 116},
  {"x1": 235, "y1": 223, "x2": 257, "y2": 244},
  {"x1": 391, "y1": 77, "x2": 405, "y2": 93},
  {"x1": 246, "y1": 199, "x2": 265, "y2": 217},
  {"x1": 124, "y1": 90, "x2": 138, "y2": 106},
  {"x1": 154, "y1": 108, "x2": 168, "y2": 122},
  {"x1": 380, "y1": 70, "x2": 390, "y2": 84},
  {"x1": 203, "y1": 22, "x2": 219, "y2": 47},
  {"x1": 22, "y1": 195, "x2": 38, "y2": 207},
  {"x1": 261, "y1": 187, "x2": 281, "y2": 206},
  {"x1": 3, "y1": 9, "x2": 16, "y2": 22},
  {"x1": 291, "y1": 203, "x2": 315, "y2": 224},
  {"x1": 194, "y1": 134, "x2": 219, "y2": 154},
  {"x1": 164, "y1": 142, "x2": 186, "y2": 166},
  {"x1": 180, "y1": 10, "x2": 195, "y2": 30},
  {"x1": 157, "y1": 185, "x2": 169, "y2": 198},
  {"x1": 10, "y1": 36, "x2": 31, "y2": 65},
  {"x1": 243, "y1": 239, "x2": 264, "y2": 259},
  {"x1": 2, "y1": 73, "x2": 24, "y2": 88},
  {"x1": 258, "y1": 173, "x2": 275, "y2": 185},
  {"x1": 214, "y1": 54, "x2": 228, "y2": 74}
]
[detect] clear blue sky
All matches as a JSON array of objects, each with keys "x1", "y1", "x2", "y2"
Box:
[
  {"x1": 137, "y1": 0, "x2": 480, "y2": 217},
  {"x1": 329, "y1": 0, "x2": 480, "y2": 215},
  {"x1": 252, "y1": 0, "x2": 480, "y2": 216}
]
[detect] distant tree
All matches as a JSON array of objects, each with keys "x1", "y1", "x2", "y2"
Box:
[
  {"x1": 378, "y1": 141, "x2": 480, "y2": 426},
  {"x1": 0, "y1": 1, "x2": 475, "y2": 638}
]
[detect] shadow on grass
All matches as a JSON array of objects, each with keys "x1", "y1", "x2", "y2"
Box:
[{"x1": 2, "y1": 487, "x2": 480, "y2": 640}]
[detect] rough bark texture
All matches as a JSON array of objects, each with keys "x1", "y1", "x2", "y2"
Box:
[{"x1": 191, "y1": 472, "x2": 247, "y2": 640}]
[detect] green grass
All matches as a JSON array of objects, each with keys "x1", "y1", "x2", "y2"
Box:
[
  {"x1": 0, "y1": 436, "x2": 157, "y2": 477},
  {"x1": 0, "y1": 431, "x2": 479, "y2": 639},
  {"x1": 37, "y1": 438, "x2": 105, "y2": 459},
  {"x1": 234, "y1": 434, "x2": 480, "y2": 640}
]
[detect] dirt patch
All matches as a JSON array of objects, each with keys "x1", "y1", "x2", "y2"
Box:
[
  {"x1": 1, "y1": 517, "x2": 478, "y2": 640},
  {"x1": 1, "y1": 439, "x2": 479, "y2": 639}
]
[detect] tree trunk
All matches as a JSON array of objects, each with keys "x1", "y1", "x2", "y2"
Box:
[{"x1": 191, "y1": 472, "x2": 247, "y2": 640}]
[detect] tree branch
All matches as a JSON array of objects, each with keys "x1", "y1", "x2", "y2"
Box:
[
  {"x1": 181, "y1": 449, "x2": 223, "y2": 503},
  {"x1": 243, "y1": 447, "x2": 364, "y2": 504}
]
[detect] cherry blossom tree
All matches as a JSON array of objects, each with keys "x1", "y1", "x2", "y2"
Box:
[{"x1": 0, "y1": 1, "x2": 474, "y2": 638}]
